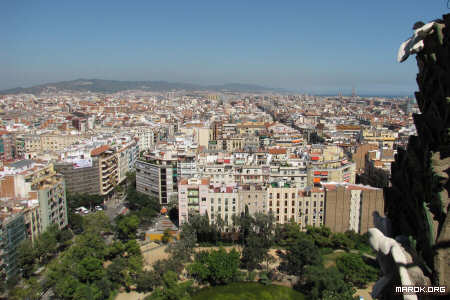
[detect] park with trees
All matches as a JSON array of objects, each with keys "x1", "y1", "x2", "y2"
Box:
[{"x1": 6, "y1": 172, "x2": 379, "y2": 300}]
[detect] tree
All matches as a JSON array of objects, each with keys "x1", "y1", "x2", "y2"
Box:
[
  {"x1": 336, "y1": 253, "x2": 378, "y2": 287},
  {"x1": 146, "y1": 271, "x2": 192, "y2": 300},
  {"x1": 166, "y1": 223, "x2": 196, "y2": 263},
  {"x1": 35, "y1": 228, "x2": 58, "y2": 263},
  {"x1": 188, "y1": 247, "x2": 240, "y2": 285},
  {"x1": 57, "y1": 229, "x2": 74, "y2": 247},
  {"x1": 107, "y1": 257, "x2": 131, "y2": 288},
  {"x1": 53, "y1": 275, "x2": 81, "y2": 300},
  {"x1": 296, "y1": 265, "x2": 355, "y2": 300},
  {"x1": 105, "y1": 240, "x2": 125, "y2": 259},
  {"x1": 241, "y1": 232, "x2": 267, "y2": 270},
  {"x1": 115, "y1": 214, "x2": 140, "y2": 241},
  {"x1": 187, "y1": 213, "x2": 219, "y2": 244},
  {"x1": 83, "y1": 211, "x2": 111, "y2": 234},
  {"x1": 241, "y1": 212, "x2": 275, "y2": 270},
  {"x1": 76, "y1": 256, "x2": 105, "y2": 284},
  {"x1": 279, "y1": 235, "x2": 322, "y2": 276},
  {"x1": 17, "y1": 239, "x2": 36, "y2": 278},
  {"x1": 73, "y1": 283, "x2": 102, "y2": 300},
  {"x1": 330, "y1": 232, "x2": 355, "y2": 250},
  {"x1": 136, "y1": 271, "x2": 159, "y2": 292},
  {"x1": 207, "y1": 248, "x2": 240, "y2": 285},
  {"x1": 69, "y1": 211, "x2": 84, "y2": 234},
  {"x1": 234, "y1": 205, "x2": 253, "y2": 244},
  {"x1": 9, "y1": 277, "x2": 41, "y2": 300},
  {"x1": 274, "y1": 221, "x2": 305, "y2": 247},
  {"x1": 306, "y1": 226, "x2": 333, "y2": 248}
]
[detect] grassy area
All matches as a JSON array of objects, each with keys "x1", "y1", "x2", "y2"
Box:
[{"x1": 192, "y1": 282, "x2": 304, "y2": 300}]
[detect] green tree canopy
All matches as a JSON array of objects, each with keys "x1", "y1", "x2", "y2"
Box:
[
  {"x1": 279, "y1": 235, "x2": 322, "y2": 276},
  {"x1": 146, "y1": 271, "x2": 192, "y2": 300},
  {"x1": 336, "y1": 253, "x2": 378, "y2": 287},
  {"x1": 297, "y1": 265, "x2": 355, "y2": 300}
]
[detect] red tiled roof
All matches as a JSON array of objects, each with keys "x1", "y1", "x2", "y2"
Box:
[
  {"x1": 269, "y1": 148, "x2": 287, "y2": 155},
  {"x1": 91, "y1": 145, "x2": 110, "y2": 156}
]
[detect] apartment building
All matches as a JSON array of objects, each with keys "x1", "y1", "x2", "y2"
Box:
[
  {"x1": 267, "y1": 182, "x2": 325, "y2": 228},
  {"x1": 0, "y1": 131, "x2": 14, "y2": 161},
  {"x1": 136, "y1": 151, "x2": 178, "y2": 205},
  {"x1": 1, "y1": 160, "x2": 68, "y2": 232},
  {"x1": 322, "y1": 183, "x2": 384, "y2": 234},
  {"x1": 133, "y1": 126, "x2": 155, "y2": 150},
  {"x1": 40, "y1": 133, "x2": 81, "y2": 152},
  {"x1": 55, "y1": 158, "x2": 101, "y2": 195},
  {"x1": 238, "y1": 184, "x2": 266, "y2": 215},
  {"x1": 309, "y1": 159, "x2": 356, "y2": 185},
  {"x1": 199, "y1": 161, "x2": 235, "y2": 186},
  {"x1": 269, "y1": 163, "x2": 308, "y2": 188},
  {"x1": 0, "y1": 210, "x2": 26, "y2": 279},
  {"x1": 208, "y1": 184, "x2": 239, "y2": 227},
  {"x1": 93, "y1": 146, "x2": 119, "y2": 196},
  {"x1": 178, "y1": 178, "x2": 210, "y2": 225},
  {"x1": 117, "y1": 140, "x2": 139, "y2": 183}
]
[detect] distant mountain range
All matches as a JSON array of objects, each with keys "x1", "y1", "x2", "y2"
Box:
[{"x1": 0, "y1": 79, "x2": 283, "y2": 95}]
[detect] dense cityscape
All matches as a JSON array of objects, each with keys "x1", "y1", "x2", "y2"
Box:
[
  {"x1": 1, "y1": 2, "x2": 449, "y2": 300},
  {"x1": 0, "y1": 86, "x2": 416, "y2": 299}
]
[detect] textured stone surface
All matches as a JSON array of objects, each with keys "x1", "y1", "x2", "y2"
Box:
[{"x1": 380, "y1": 14, "x2": 450, "y2": 299}]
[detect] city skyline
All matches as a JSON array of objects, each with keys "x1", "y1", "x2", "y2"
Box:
[{"x1": 1, "y1": 1, "x2": 447, "y2": 94}]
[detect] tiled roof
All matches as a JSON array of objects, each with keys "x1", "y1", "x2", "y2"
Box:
[{"x1": 90, "y1": 145, "x2": 110, "y2": 156}]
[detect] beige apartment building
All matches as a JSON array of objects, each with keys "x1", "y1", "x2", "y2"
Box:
[
  {"x1": 266, "y1": 182, "x2": 325, "y2": 228},
  {"x1": 322, "y1": 183, "x2": 384, "y2": 234},
  {"x1": 238, "y1": 184, "x2": 266, "y2": 215}
]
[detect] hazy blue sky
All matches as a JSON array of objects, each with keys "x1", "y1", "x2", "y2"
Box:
[{"x1": 1, "y1": 1, "x2": 448, "y2": 94}]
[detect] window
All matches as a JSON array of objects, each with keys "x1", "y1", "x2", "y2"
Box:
[
  {"x1": 269, "y1": 193, "x2": 273, "y2": 199},
  {"x1": 284, "y1": 208, "x2": 287, "y2": 213},
  {"x1": 277, "y1": 193, "x2": 280, "y2": 199},
  {"x1": 277, "y1": 201, "x2": 280, "y2": 206},
  {"x1": 269, "y1": 201, "x2": 273, "y2": 206},
  {"x1": 292, "y1": 193, "x2": 296, "y2": 198},
  {"x1": 314, "y1": 201, "x2": 317, "y2": 207},
  {"x1": 292, "y1": 201, "x2": 295, "y2": 206},
  {"x1": 202, "y1": 197, "x2": 206, "y2": 202},
  {"x1": 285, "y1": 201, "x2": 288, "y2": 206},
  {"x1": 285, "y1": 193, "x2": 288, "y2": 198}
]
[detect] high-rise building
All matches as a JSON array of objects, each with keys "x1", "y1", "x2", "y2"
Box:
[
  {"x1": 136, "y1": 151, "x2": 178, "y2": 205},
  {"x1": 0, "y1": 211, "x2": 26, "y2": 279},
  {"x1": 0, "y1": 131, "x2": 15, "y2": 162}
]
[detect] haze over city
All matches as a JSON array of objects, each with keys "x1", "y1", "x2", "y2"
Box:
[
  {"x1": 1, "y1": 0, "x2": 447, "y2": 95},
  {"x1": 1, "y1": 2, "x2": 450, "y2": 300}
]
